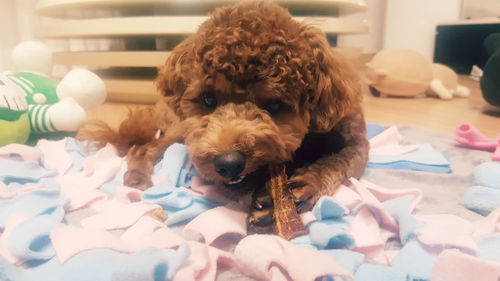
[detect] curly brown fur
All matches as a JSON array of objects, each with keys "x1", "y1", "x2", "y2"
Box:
[{"x1": 78, "y1": 0, "x2": 369, "y2": 230}]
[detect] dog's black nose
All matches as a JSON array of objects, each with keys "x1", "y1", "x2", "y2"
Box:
[{"x1": 214, "y1": 151, "x2": 246, "y2": 179}]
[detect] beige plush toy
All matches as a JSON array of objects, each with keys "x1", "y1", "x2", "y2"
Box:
[
  {"x1": 365, "y1": 48, "x2": 469, "y2": 99},
  {"x1": 428, "y1": 63, "x2": 470, "y2": 99}
]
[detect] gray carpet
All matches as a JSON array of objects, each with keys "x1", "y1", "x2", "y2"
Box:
[{"x1": 363, "y1": 125, "x2": 492, "y2": 222}]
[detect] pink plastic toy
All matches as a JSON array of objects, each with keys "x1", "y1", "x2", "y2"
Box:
[
  {"x1": 455, "y1": 123, "x2": 500, "y2": 161},
  {"x1": 493, "y1": 136, "x2": 500, "y2": 161}
]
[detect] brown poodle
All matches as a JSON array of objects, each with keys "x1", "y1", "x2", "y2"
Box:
[{"x1": 78, "y1": 0, "x2": 369, "y2": 232}]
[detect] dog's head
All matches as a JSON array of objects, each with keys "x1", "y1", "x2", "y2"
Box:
[{"x1": 156, "y1": 1, "x2": 360, "y2": 189}]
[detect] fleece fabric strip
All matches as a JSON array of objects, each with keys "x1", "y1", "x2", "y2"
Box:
[
  {"x1": 1, "y1": 129, "x2": 499, "y2": 281},
  {"x1": 462, "y1": 162, "x2": 500, "y2": 215},
  {"x1": 367, "y1": 126, "x2": 451, "y2": 173}
]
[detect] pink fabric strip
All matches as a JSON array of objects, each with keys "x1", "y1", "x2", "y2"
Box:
[
  {"x1": 37, "y1": 138, "x2": 72, "y2": 176},
  {"x1": 82, "y1": 144, "x2": 122, "y2": 176},
  {"x1": 350, "y1": 178, "x2": 398, "y2": 230},
  {"x1": 416, "y1": 214, "x2": 478, "y2": 254},
  {"x1": 51, "y1": 226, "x2": 121, "y2": 263},
  {"x1": 114, "y1": 185, "x2": 143, "y2": 204},
  {"x1": 173, "y1": 241, "x2": 237, "y2": 281},
  {"x1": 234, "y1": 234, "x2": 353, "y2": 281},
  {"x1": 351, "y1": 206, "x2": 385, "y2": 248},
  {"x1": 55, "y1": 174, "x2": 108, "y2": 211},
  {"x1": 430, "y1": 250, "x2": 500, "y2": 281},
  {"x1": 50, "y1": 216, "x2": 184, "y2": 263},
  {"x1": 472, "y1": 207, "x2": 500, "y2": 237},
  {"x1": 332, "y1": 184, "x2": 362, "y2": 210},
  {"x1": 120, "y1": 216, "x2": 184, "y2": 251},
  {"x1": 369, "y1": 126, "x2": 420, "y2": 156},
  {"x1": 184, "y1": 202, "x2": 248, "y2": 245},
  {"x1": 173, "y1": 241, "x2": 211, "y2": 281},
  {"x1": 351, "y1": 206, "x2": 388, "y2": 265},
  {"x1": 300, "y1": 211, "x2": 316, "y2": 227},
  {"x1": 360, "y1": 179, "x2": 422, "y2": 212},
  {"x1": 55, "y1": 145, "x2": 125, "y2": 211},
  {"x1": 0, "y1": 143, "x2": 40, "y2": 162},
  {"x1": 80, "y1": 200, "x2": 161, "y2": 230}
]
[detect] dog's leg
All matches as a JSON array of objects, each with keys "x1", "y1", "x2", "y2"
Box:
[
  {"x1": 124, "y1": 118, "x2": 187, "y2": 190},
  {"x1": 290, "y1": 112, "x2": 369, "y2": 212},
  {"x1": 124, "y1": 136, "x2": 181, "y2": 190},
  {"x1": 124, "y1": 137, "x2": 180, "y2": 190},
  {"x1": 123, "y1": 142, "x2": 159, "y2": 190}
]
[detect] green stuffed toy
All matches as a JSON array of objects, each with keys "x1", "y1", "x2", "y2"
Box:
[
  {"x1": 0, "y1": 73, "x2": 30, "y2": 145},
  {"x1": 0, "y1": 41, "x2": 107, "y2": 146},
  {"x1": 481, "y1": 33, "x2": 500, "y2": 107}
]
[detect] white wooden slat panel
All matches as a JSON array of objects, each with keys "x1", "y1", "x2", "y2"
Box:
[
  {"x1": 53, "y1": 51, "x2": 171, "y2": 67},
  {"x1": 39, "y1": 16, "x2": 368, "y2": 38},
  {"x1": 53, "y1": 48, "x2": 362, "y2": 67},
  {"x1": 39, "y1": 16, "x2": 207, "y2": 38},
  {"x1": 36, "y1": 0, "x2": 367, "y2": 18}
]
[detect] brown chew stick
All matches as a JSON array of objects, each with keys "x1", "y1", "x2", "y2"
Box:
[{"x1": 267, "y1": 165, "x2": 308, "y2": 240}]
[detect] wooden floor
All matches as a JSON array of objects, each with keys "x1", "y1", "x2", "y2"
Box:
[
  {"x1": 362, "y1": 75, "x2": 500, "y2": 138},
  {"x1": 86, "y1": 74, "x2": 500, "y2": 139}
]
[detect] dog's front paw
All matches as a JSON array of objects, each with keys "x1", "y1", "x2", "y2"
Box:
[
  {"x1": 247, "y1": 187, "x2": 274, "y2": 233},
  {"x1": 290, "y1": 169, "x2": 346, "y2": 212},
  {"x1": 287, "y1": 176, "x2": 318, "y2": 213},
  {"x1": 124, "y1": 170, "x2": 153, "y2": 190}
]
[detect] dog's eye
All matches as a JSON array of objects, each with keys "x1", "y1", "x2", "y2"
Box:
[
  {"x1": 201, "y1": 92, "x2": 217, "y2": 109},
  {"x1": 264, "y1": 101, "x2": 284, "y2": 115}
]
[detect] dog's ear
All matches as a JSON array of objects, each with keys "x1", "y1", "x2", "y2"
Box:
[
  {"x1": 305, "y1": 28, "x2": 361, "y2": 133},
  {"x1": 156, "y1": 37, "x2": 196, "y2": 115}
]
